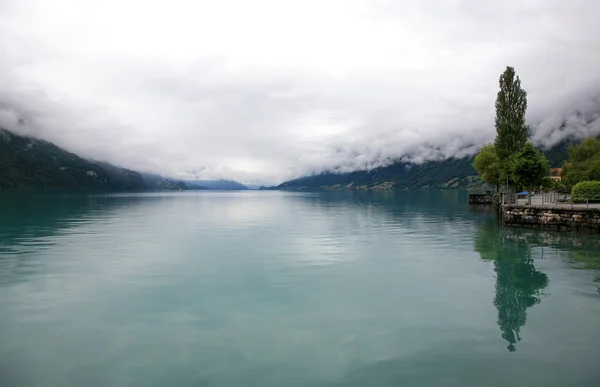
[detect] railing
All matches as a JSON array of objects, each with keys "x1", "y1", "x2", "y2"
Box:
[
  {"x1": 540, "y1": 191, "x2": 570, "y2": 205},
  {"x1": 572, "y1": 194, "x2": 600, "y2": 209},
  {"x1": 502, "y1": 191, "x2": 600, "y2": 209},
  {"x1": 502, "y1": 193, "x2": 517, "y2": 205},
  {"x1": 541, "y1": 191, "x2": 559, "y2": 203}
]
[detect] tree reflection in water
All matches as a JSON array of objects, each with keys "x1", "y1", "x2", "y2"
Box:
[{"x1": 475, "y1": 220, "x2": 549, "y2": 352}]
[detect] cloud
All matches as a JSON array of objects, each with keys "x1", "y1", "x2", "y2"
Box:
[{"x1": 1, "y1": 0, "x2": 599, "y2": 184}]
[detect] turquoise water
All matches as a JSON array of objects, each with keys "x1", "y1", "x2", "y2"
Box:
[{"x1": 0, "y1": 191, "x2": 599, "y2": 386}]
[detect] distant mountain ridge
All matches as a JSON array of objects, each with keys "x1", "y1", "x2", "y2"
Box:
[
  {"x1": 0, "y1": 127, "x2": 580, "y2": 193},
  {"x1": 271, "y1": 140, "x2": 574, "y2": 191},
  {"x1": 0, "y1": 129, "x2": 246, "y2": 192},
  {"x1": 185, "y1": 180, "x2": 249, "y2": 190}
]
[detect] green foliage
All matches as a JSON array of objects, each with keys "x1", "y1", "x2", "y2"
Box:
[
  {"x1": 549, "y1": 178, "x2": 570, "y2": 193},
  {"x1": 563, "y1": 138, "x2": 600, "y2": 187},
  {"x1": 472, "y1": 66, "x2": 530, "y2": 191},
  {"x1": 568, "y1": 137, "x2": 600, "y2": 162},
  {"x1": 508, "y1": 142, "x2": 549, "y2": 191},
  {"x1": 571, "y1": 181, "x2": 600, "y2": 202},
  {"x1": 473, "y1": 144, "x2": 502, "y2": 190},
  {"x1": 540, "y1": 176, "x2": 554, "y2": 190},
  {"x1": 494, "y1": 66, "x2": 529, "y2": 161}
]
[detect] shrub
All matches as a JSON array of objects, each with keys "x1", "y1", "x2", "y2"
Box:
[
  {"x1": 571, "y1": 181, "x2": 600, "y2": 202},
  {"x1": 551, "y1": 179, "x2": 571, "y2": 193}
]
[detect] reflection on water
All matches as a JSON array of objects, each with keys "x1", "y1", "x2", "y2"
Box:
[
  {"x1": 475, "y1": 220, "x2": 549, "y2": 351},
  {"x1": 0, "y1": 194, "x2": 150, "y2": 286},
  {"x1": 0, "y1": 191, "x2": 599, "y2": 387},
  {"x1": 495, "y1": 257, "x2": 548, "y2": 352},
  {"x1": 474, "y1": 219, "x2": 600, "y2": 353}
]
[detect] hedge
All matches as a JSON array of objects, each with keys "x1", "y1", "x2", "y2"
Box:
[{"x1": 571, "y1": 181, "x2": 600, "y2": 202}]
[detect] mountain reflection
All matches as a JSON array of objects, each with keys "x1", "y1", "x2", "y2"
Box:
[
  {"x1": 474, "y1": 220, "x2": 549, "y2": 352},
  {"x1": 0, "y1": 193, "x2": 145, "y2": 286}
]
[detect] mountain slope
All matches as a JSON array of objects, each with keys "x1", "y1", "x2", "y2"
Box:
[
  {"x1": 276, "y1": 141, "x2": 571, "y2": 191},
  {"x1": 185, "y1": 179, "x2": 249, "y2": 190},
  {"x1": 138, "y1": 172, "x2": 192, "y2": 191},
  {"x1": 0, "y1": 129, "x2": 185, "y2": 192}
]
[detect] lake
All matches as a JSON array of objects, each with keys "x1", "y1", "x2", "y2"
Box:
[{"x1": 0, "y1": 191, "x2": 599, "y2": 387}]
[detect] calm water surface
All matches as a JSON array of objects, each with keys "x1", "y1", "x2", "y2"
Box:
[{"x1": 0, "y1": 191, "x2": 599, "y2": 386}]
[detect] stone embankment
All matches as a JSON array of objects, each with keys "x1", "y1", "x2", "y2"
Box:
[{"x1": 502, "y1": 205, "x2": 600, "y2": 233}]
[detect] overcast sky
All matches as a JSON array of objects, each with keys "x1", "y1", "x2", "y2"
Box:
[{"x1": 1, "y1": 0, "x2": 600, "y2": 184}]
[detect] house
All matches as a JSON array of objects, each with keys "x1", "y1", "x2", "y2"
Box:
[{"x1": 550, "y1": 168, "x2": 563, "y2": 181}]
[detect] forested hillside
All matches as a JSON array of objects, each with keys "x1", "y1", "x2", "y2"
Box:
[
  {"x1": 275, "y1": 141, "x2": 571, "y2": 191},
  {"x1": 0, "y1": 129, "x2": 185, "y2": 192}
]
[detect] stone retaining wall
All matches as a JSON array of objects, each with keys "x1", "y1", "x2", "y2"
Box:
[
  {"x1": 502, "y1": 205, "x2": 600, "y2": 233},
  {"x1": 468, "y1": 194, "x2": 494, "y2": 205}
]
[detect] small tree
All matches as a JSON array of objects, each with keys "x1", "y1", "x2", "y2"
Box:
[
  {"x1": 509, "y1": 142, "x2": 549, "y2": 204},
  {"x1": 473, "y1": 144, "x2": 502, "y2": 192},
  {"x1": 494, "y1": 66, "x2": 529, "y2": 161}
]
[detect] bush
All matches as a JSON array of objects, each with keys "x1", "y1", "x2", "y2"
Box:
[
  {"x1": 571, "y1": 181, "x2": 600, "y2": 202},
  {"x1": 551, "y1": 179, "x2": 571, "y2": 193}
]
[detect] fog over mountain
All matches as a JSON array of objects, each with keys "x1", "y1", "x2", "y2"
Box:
[{"x1": 1, "y1": 0, "x2": 599, "y2": 185}]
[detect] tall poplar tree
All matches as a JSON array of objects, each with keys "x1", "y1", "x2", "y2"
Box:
[{"x1": 494, "y1": 66, "x2": 529, "y2": 161}]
